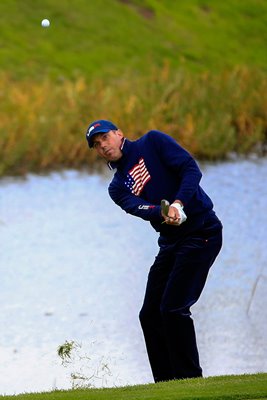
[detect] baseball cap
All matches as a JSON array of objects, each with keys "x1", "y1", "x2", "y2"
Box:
[{"x1": 86, "y1": 119, "x2": 118, "y2": 148}]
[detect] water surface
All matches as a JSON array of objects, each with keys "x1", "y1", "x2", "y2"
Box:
[{"x1": 0, "y1": 158, "x2": 266, "y2": 394}]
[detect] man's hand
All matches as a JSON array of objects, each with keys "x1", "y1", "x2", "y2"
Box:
[{"x1": 161, "y1": 199, "x2": 187, "y2": 225}]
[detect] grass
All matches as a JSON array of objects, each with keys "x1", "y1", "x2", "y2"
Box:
[
  {"x1": 0, "y1": 0, "x2": 267, "y2": 176},
  {"x1": 0, "y1": 66, "x2": 266, "y2": 177},
  {"x1": 0, "y1": 373, "x2": 267, "y2": 399},
  {"x1": 0, "y1": 0, "x2": 266, "y2": 81}
]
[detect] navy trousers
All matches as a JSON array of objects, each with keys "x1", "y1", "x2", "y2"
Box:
[{"x1": 139, "y1": 214, "x2": 222, "y2": 382}]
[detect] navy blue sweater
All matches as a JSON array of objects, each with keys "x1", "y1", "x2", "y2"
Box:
[{"x1": 108, "y1": 130, "x2": 215, "y2": 236}]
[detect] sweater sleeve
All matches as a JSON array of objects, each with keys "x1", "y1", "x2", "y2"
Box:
[
  {"x1": 108, "y1": 179, "x2": 162, "y2": 222},
  {"x1": 150, "y1": 131, "x2": 202, "y2": 206}
]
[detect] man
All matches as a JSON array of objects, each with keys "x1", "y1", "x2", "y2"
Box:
[{"x1": 85, "y1": 119, "x2": 223, "y2": 382}]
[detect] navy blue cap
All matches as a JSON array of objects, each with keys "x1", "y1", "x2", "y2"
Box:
[{"x1": 86, "y1": 119, "x2": 118, "y2": 148}]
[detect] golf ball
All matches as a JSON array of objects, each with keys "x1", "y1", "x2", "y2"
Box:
[{"x1": 41, "y1": 19, "x2": 50, "y2": 28}]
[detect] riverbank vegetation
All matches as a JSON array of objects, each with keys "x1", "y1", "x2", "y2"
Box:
[
  {"x1": 0, "y1": 373, "x2": 267, "y2": 399},
  {"x1": 0, "y1": 66, "x2": 266, "y2": 177},
  {"x1": 0, "y1": 0, "x2": 266, "y2": 177}
]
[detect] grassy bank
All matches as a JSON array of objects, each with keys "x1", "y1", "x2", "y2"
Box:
[
  {"x1": 0, "y1": 0, "x2": 266, "y2": 81},
  {"x1": 1, "y1": 373, "x2": 267, "y2": 399},
  {"x1": 1, "y1": 1, "x2": 267, "y2": 177},
  {"x1": 0, "y1": 66, "x2": 266, "y2": 177}
]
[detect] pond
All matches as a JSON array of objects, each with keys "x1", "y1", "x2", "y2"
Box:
[{"x1": 0, "y1": 157, "x2": 267, "y2": 395}]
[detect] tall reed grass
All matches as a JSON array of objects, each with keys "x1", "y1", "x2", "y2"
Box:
[{"x1": 0, "y1": 66, "x2": 266, "y2": 177}]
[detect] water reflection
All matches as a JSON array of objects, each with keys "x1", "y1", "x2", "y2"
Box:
[{"x1": 0, "y1": 158, "x2": 266, "y2": 394}]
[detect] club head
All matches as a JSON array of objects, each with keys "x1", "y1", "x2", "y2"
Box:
[{"x1": 161, "y1": 199, "x2": 170, "y2": 217}]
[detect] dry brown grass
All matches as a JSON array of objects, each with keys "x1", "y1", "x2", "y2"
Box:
[{"x1": 0, "y1": 66, "x2": 266, "y2": 177}]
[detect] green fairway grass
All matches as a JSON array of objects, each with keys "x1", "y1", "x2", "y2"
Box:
[{"x1": 0, "y1": 373, "x2": 267, "y2": 399}]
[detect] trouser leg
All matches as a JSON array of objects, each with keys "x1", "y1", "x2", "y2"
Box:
[
  {"x1": 139, "y1": 250, "x2": 175, "y2": 382},
  {"x1": 139, "y1": 227, "x2": 222, "y2": 382}
]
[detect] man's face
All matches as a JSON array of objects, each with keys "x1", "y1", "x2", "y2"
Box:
[{"x1": 92, "y1": 130, "x2": 124, "y2": 162}]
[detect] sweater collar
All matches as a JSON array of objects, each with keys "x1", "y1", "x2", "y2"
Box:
[{"x1": 107, "y1": 138, "x2": 132, "y2": 170}]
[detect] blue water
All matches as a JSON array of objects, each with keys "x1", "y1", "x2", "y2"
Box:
[{"x1": 0, "y1": 158, "x2": 267, "y2": 394}]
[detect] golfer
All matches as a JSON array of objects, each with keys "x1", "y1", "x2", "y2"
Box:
[{"x1": 85, "y1": 120, "x2": 223, "y2": 382}]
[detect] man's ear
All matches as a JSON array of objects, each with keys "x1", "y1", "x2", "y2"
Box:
[{"x1": 116, "y1": 129, "x2": 124, "y2": 138}]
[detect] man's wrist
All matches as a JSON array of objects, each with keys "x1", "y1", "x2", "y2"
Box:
[{"x1": 171, "y1": 201, "x2": 184, "y2": 209}]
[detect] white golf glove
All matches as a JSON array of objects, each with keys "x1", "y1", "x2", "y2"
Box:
[{"x1": 170, "y1": 202, "x2": 187, "y2": 225}]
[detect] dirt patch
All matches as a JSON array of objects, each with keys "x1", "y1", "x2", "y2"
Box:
[{"x1": 118, "y1": 0, "x2": 155, "y2": 19}]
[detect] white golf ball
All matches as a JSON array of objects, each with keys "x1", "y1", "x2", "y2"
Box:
[{"x1": 41, "y1": 19, "x2": 50, "y2": 28}]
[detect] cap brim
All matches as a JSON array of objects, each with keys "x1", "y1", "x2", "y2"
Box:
[{"x1": 87, "y1": 129, "x2": 110, "y2": 148}]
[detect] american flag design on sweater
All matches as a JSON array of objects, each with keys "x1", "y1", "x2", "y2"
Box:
[{"x1": 125, "y1": 158, "x2": 151, "y2": 196}]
